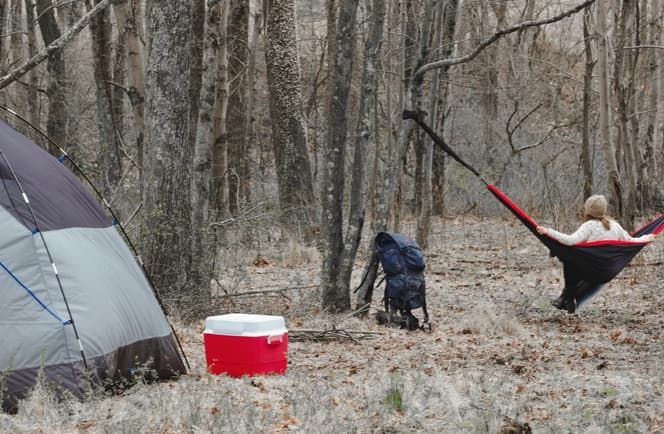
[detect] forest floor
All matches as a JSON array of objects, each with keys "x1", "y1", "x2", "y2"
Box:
[{"x1": 2, "y1": 216, "x2": 664, "y2": 433}]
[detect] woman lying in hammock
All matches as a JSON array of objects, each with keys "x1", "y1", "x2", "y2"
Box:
[{"x1": 536, "y1": 194, "x2": 657, "y2": 313}]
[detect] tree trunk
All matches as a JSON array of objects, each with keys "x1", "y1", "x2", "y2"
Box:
[
  {"x1": 245, "y1": 7, "x2": 262, "y2": 188},
  {"x1": 89, "y1": 0, "x2": 122, "y2": 197},
  {"x1": 335, "y1": 0, "x2": 385, "y2": 311},
  {"x1": 8, "y1": 0, "x2": 26, "y2": 116},
  {"x1": 188, "y1": 0, "x2": 205, "y2": 148},
  {"x1": 417, "y1": 0, "x2": 445, "y2": 249},
  {"x1": 37, "y1": 0, "x2": 68, "y2": 155},
  {"x1": 597, "y1": 0, "x2": 623, "y2": 217},
  {"x1": 613, "y1": 0, "x2": 638, "y2": 227},
  {"x1": 227, "y1": 0, "x2": 250, "y2": 216},
  {"x1": 190, "y1": 2, "x2": 221, "y2": 292},
  {"x1": 656, "y1": 0, "x2": 664, "y2": 187},
  {"x1": 320, "y1": 0, "x2": 359, "y2": 313},
  {"x1": 432, "y1": 0, "x2": 459, "y2": 216},
  {"x1": 649, "y1": 0, "x2": 663, "y2": 194},
  {"x1": 395, "y1": 0, "x2": 417, "y2": 225},
  {"x1": 581, "y1": 7, "x2": 593, "y2": 199},
  {"x1": 112, "y1": 0, "x2": 146, "y2": 187},
  {"x1": 212, "y1": 0, "x2": 231, "y2": 212},
  {"x1": 356, "y1": 0, "x2": 435, "y2": 309},
  {"x1": 480, "y1": 0, "x2": 504, "y2": 146},
  {"x1": 142, "y1": 0, "x2": 193, "y2": 293},
  {"x1": 0, "y1": 1, "x2": 7, "y2": 106},
  {"x1": 264, "y1": 0, "x2": 316, "y2": 234},
  {"x1": 111, "y1": 10, "x2": 126, "y2": 162},
  {"x1": 24, "y1": 0, "x2": 39, "y2": 133}
]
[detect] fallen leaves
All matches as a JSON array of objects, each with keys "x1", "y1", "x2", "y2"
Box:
[
  {"x1": 76, "y1": 420, "x2": 96, "y2": 430},
  {"x1": 253, "y1": 256, "x2": 270, "y2": 267}
]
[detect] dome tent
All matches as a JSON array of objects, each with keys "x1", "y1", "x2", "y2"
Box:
[{"x1": 0, "y1": 118, "x2": 185, "y2": 409}]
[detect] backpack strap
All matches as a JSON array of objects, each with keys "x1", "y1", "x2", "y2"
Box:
[{"x1": 421, "y1": 296, "x2": 429, "y2": 323}]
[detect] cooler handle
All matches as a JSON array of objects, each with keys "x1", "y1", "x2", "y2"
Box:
[{"x1": 267, "y1": 334, "x2": 284, "y2": 344}]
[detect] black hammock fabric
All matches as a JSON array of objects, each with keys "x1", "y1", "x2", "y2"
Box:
[
  {"x1": 487, "y1": 185, "x2": 664, "y2": 283},
  {"x1": 405, "y1": 110, "x2": 664, "y2": 284}
]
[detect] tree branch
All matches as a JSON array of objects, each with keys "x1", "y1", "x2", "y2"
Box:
[
  {"x1": 413, "y1": 0, "x2": 597, "y2": 80},
  {"x1": 506, "y1": 101, "x2": 542, "y2": 152},
  {"x1": 0, "y1": 0, "x2": 111, "y2": 90},
  {"x1": 623, "y1": 45, "x2": 664, "y2": 50}
]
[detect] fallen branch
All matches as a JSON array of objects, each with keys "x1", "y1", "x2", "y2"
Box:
[
  {"x1": 215, "y1": 284, "x2": 319, "y2": 298},
  {"x1": 333, "y1": 303, "x2": 371, "y2": 327},
  {"x1": 289, "y1": 328, "x2": 383, "y2": 343}
]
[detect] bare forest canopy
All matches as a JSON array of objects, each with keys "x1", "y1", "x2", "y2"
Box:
[{"x1": 1, "y1": 0, "x2": 663, "y2": 314}]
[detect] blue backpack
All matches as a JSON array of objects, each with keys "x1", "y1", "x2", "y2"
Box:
[{"x1": 375, "y1": 232, "x2": 429, "y2": 330}]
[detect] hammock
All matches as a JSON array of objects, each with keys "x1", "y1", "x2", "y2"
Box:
[{"x1": 405, "y1": 111, "x2": 664, "y2": 290}]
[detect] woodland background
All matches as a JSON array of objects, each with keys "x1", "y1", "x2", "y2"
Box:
[
  {"x1": 2, "y1": 0, "x2": 664, "y2": 432},
  {"x1": 1, "y1": 0, "x2": 663, "y2": 314}
]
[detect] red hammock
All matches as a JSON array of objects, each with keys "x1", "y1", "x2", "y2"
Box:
[{"x1": 405, "y1": 110, "x2": 663, "y2": 285}]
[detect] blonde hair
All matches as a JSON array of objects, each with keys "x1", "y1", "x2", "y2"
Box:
[{"x1": 583, "y1": 214, "x2": 611, "y2": 230}]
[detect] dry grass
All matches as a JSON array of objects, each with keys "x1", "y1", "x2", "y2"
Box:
[
  {"x1": 279, "y1": 239, "x2": 321, "y2": 268},
  {"x1": 2, "y1": 217, "x2": 664, "y2": 433}
]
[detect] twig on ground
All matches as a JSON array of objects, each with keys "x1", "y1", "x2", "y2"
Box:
[
  {"x1": 289, "y1": 329, "x2": 383, "y2": 342},
  {"x1": 333, "y1": 303, "x2": 371, "y2": 327},
  {"x1": 217, "y1": 284, "x2": 318, "y2": 298}
]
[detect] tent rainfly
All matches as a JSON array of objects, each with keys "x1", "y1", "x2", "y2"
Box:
[{"x1": 0, "y1": 119, "x2": 185, "y2": 409}]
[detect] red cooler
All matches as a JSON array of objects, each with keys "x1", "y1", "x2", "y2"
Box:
[{"x1": 204, "y1": 313, "x2": 288, "y2": 377}]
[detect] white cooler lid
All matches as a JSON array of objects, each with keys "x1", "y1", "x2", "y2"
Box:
[{"x1": 204, "y1": 313, "x2": 287, "y2": 336}]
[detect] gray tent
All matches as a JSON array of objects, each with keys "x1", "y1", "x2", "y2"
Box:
[{"x1": 0, "y1": 119, "x2": 185, "y2": 408}]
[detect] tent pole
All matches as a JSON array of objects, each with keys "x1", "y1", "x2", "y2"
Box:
[{"x1": 0, "y1": 152, "x2": 89, "y2": 370}]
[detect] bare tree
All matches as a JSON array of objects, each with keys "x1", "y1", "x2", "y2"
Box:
[
  {"x1": 581, "y1": 7, "x2": 594, "y2": 199},
  {"x1": 416, "y1": 0, "x2": 446, "y2": 249},
  {"x1": 356, "y1": 0, "x2": 436, "y2": 309},
  {"x1": 37, "y1": 0, "x2": 68, "y2": 154},
  {"x1": 8, "y1": 0, "x2": 26, "y2": 110},
  {"x1": 191, "y1": 1, "x2": 222, "y2": 291},
  {"x1": 0, "y1": 1, "x2": 7, "y2": 108},
  {"x1": 23, "y1": 0, "x2": 39, "y2": 130},
  {"x1": 226, "y1": 0, "x2": 250, "y2": 216},
  {"x1": 89, "y1": 0, "x2": 122, "y2": 196},
  {"x1": 612, "y1": 0, "x2": 639, "y2": 227},
  {"x1": 432, "y1": 0, "x2": 460, "y2": 216},
  {"x1": 264, "y1": 0, "x2": 316, "y2": 234},
  {"x1": 597, "y1": 0, "x2": 623, "y2": 218},
  {"x1": 188, "y1": 0, "x2": 205, "y2": 148},
  {"x1": 335, "y1": 0, "x2": 386, "y2": 310},
  {"x1": 112, "y1": 0, "x2": 146, "y2": 185},
  {"x1": 212, "y1": 0, "x2": 231, "y2": 212},
  {"x1": 320, "y1": 0, "x2": 359, "y2": 312},
  {"x1": 644, "y1": 0, "x2": 663, "y2": 202},
  {"x1": 142, "y1": 0, "x2": 193, "y2": 293}
]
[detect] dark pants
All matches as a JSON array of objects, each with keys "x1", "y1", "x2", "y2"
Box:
[{"x1": 562, "y1": 263, "x2": 599, "y2": 303}]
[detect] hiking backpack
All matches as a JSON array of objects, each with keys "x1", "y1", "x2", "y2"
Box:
[{"x1": 375, "y1": 232, "x2": 430, "y2": 331}]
